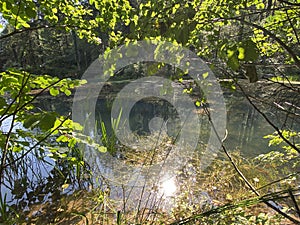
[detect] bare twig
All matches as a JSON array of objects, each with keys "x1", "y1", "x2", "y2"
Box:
[
  {"x1": 289, "y1": 189, "x2": 300, "y2": 218},
  {"x1": 257, "y1": 172, "x2": 300, "y2": 190},
  {"x1": 213, "y1": 67, "x2": 300, "y2": 222},
  {"x1": 171, "y1": 187, "x2": 300, "y2": 224},
  {"x1": 284, "y1": 8, "x2": 300, "y2": 45},
  {"x1": 0, "y1": 113, "x2": 16, "y2": 187}
]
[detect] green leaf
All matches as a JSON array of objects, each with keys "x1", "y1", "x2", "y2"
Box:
[
  {"x1": 98, "y1": 146, "x2": 107, "y2": 153},
  {"x1": 25, "y1": 7, "x2": 37, "y2": 18},
  {"x1": 175, "y1": 26, "x2": 189, "y2": 45},
  {"x1": 238, "y1": 47, "x2": 245, "y2": 60},
  {"x1": 63, "y1": 89, "x2": 72, "y2": 96},
  {"x1": 2, "y1": 1, "x2": 12, "y2": 11},
  {"x1": 0, "y1": 97, "x2": 7, "y2": 108},
  {"x1": 20, "y1": 20, "x2": 31, "y2": 28},
  {"x1": 68, "y1": 137, "x2": 77, "y2": 147},
  {"x1": 227, "y1": 52, "x2": 240, "y2": 71},
  {"x1": 12, "y1": 145, "x2": 23, "y2": 153},
  {"x1": 202, "y1": 72, "x2": 209, "y2": 79},
  {"x1": 39, "y1": 112, "x2": 57, "y2": 131},
  {"x1": 23, "y1": 115, "x2": 40, "y2": 129},
  {"x1": 49, "y1": 88, "x2": 60, "y2": 96},
  {"x1": 239, "y1": 40, "x2": 259, "y2": 62},
  {"x1": 56, "y1": 135, "x2": 69, "y2": 142}
]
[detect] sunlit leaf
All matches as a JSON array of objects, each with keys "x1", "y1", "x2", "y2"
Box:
[
  {"x1": 226, "y1": 193, "x2": 233, "y2": 201},
  {"x1": 49, "y1": 88, "x2": 60, "y2": 96},
  {"x1": 61, "y1": 183, "x2": 70, "y2": 190},
  {"x1": 98, "y1": 146, "x2": 107, "y2": 153},
  {"x1": 202, "y1": 72, "x2": 209, "y2": 79},
  {"x1": 56, "y1": 135, "x2": 69, "y2": 142}
]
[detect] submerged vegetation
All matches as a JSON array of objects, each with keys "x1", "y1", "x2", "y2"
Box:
[
  {"x1": 2, "y1": 145, "x2": 299, "y2": 224},
  {"x1": 0, "y1": 0, "x2": 300, "y2": 224}
]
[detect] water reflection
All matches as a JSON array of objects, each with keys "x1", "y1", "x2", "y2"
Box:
[{"x1": 3, "y1": 82, "x2": 299, "y2": 221}]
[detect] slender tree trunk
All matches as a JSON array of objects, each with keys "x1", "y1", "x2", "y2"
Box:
[{"x1": 72, "y1": 30, "x2": 81, "y2": 71}]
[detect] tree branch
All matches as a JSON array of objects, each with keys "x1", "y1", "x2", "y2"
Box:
[
  {"x1": 203, "y1": 105, "x2": 300, "y2": 224},
  {"x1": 231, "y1": 17, "x2": 300, "y2": 69},
  {"x1": 278, "y1": 0, "x2": 300, "y2": 7},
  {"x1": 0, "y1": 75, "x2": 63, "y2": 124},
  {"x1": 284, "y1": 8, "x2": 300, "y2": 45},
  {"x1": 2, "y1": 114, "x2": 71, "y2": 169},
  {"x1": 0, "y1": 24, "x2": 57, "y2": 40},
  {"x1": 236, "y1": 82, "x2": 300, "y2": 154}
]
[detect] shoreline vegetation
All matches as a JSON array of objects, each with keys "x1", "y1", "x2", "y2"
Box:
[
  {"x1": 2, "y1": 76, "x2": 299, "y2": 224},
  {"x1": 13, "y1": 147, "x2": 299, "y2": 224},
  {"x1": 1, "y1": 0, "x2": 299, "y2": 223},
  {"x1": 28, "y1": 78, "x2": 300, "y2": 98}
]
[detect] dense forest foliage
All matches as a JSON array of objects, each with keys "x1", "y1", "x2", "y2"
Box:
[{"x1": 0, "y1": 0, "x2": 299, "y2": 224}]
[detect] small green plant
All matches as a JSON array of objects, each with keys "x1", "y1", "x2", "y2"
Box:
[
  {"x1": 255, "y1": 130, "x2": 300, "y2": 187},
  {"x1": 0, "y1": 194, "x2": 20, "y2": 224},
  {"x1": 99, "y1": 108, "x2": 122, "y2": 155},
  {"x1": 0, "y1": 194, "x2": 9, "y2": 223}
]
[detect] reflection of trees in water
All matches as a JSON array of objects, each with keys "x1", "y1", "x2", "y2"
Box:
[
  {"x1": 226, "y1": 99, "x2": 262, "y2": 154},
  {"x1": 5, "y1": 148, "x2": 91, "y2": 215},
  {"x1": 23, "y1": 81, "x2": 300, "y2": 222},
  {"x1": 225, "y1": 82, "x2": 300, "y2": 156},
  {"x1": 129, "y1": 98, "x2": 180, "y2": 137}
]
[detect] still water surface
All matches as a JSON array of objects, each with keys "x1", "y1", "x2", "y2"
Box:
[{"x1": 1, "y1": 82, "x2": 295, "y2": 212}]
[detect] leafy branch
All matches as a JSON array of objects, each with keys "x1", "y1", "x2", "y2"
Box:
[
  {"x1": 220, "y1": 15, "x2": 300, "y2": 68},
  {"x1": 278, "y1": 0, "x2": 300, "y2": 7},
  {"x1": 2, "y1": 114, "x2": 71, "y2": 170},
  {"x1": 0, "y1": 73, "x2": 62, "y2": 124}
]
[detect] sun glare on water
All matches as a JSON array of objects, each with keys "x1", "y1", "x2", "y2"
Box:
[{"x1": 160, "y1": 177, "x2": 177, "y2": 197}]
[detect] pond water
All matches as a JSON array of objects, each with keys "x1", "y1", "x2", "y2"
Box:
[
  {"x1": 37, "y1": 82, "x2": 278, "y2": 157},
  {"x1": 1, "y1": 79, "x2": 299, "y2": 215}
]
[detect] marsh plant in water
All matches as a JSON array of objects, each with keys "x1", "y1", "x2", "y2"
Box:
[{"x1": 6, "y1": 143, "x2": 298, "y2": 224}]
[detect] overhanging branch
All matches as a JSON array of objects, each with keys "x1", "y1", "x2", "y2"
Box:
[{"x1": 231, "y1": 17, "x2": 300, "y2": 69}]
